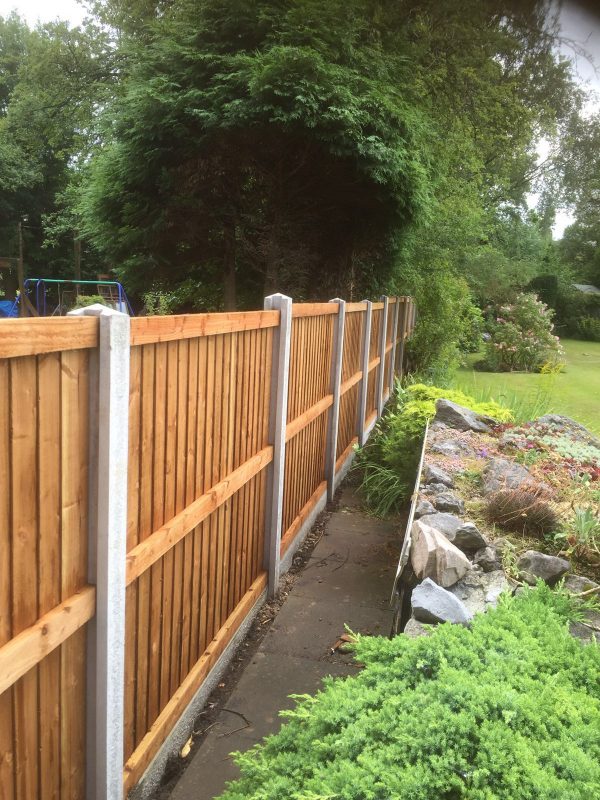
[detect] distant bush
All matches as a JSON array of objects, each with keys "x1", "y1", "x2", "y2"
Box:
[
  {"x1": 70, "y1": 294, "x2": 108, "y2": 310},
  {"x1": 577, "y1": 316, "x2": 600, "y2": 342},
  {"x1": 356, "y1": 383, "x2": 512, "y2": 514},
  {"x1": 219, "y1": 586, "x2": 600, "y2": 800},
  {"x1": 478, "y1": 293, "x2": 563, "y2": 372}
]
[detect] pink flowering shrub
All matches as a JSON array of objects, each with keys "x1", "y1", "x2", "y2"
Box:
[{"x1": 479, "y1": 293, "x2": 564, "y2": 372}]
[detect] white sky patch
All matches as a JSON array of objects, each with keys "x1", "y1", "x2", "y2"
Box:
[{"x1": 0, "y1": 0, "x2": 86, "y2": 26}]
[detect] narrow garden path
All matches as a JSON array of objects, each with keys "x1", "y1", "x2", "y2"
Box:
[{"x1": 168, "y1": 486, "x2": 402, "y2": 800}]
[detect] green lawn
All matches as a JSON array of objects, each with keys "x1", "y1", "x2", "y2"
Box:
[{"x1": 451, "y1": 339, "x2": 600, "y2": 435}]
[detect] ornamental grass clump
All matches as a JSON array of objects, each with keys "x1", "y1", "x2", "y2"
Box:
[
  {"x1": 485, "y1": 488, "x2": 559, "y2": 536},
  {"x1": 219, "y1": 586, "x2": 600, "y2": 800}
]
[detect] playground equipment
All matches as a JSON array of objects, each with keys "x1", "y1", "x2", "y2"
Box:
[{"x1": 9, "y1": 278, "x2": 134, "y2": 317}]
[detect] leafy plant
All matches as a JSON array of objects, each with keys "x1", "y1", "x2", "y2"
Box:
[
  {"x1": 70, "y1": 294, "x2": 108, "y2": 310},
  {"x1": 219, "y1": 587, "x2": 600, "y2": 800},
  {"x1": 577, "y1": 317, "x2": 600, "y2": 342},
  {"x1": 478, "y1": 293, "x2": 564, "y2": 373},
  {"x1": 556, "y1": 506, "x2": 600, "y2": 559}
]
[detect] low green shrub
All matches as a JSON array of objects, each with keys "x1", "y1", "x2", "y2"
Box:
[
  {"x1": 70, "y1": 294, "x2": 108, "y2": 310},
  {"x1": 219, "y1": 586, "x2": 600, "y2": 800}
]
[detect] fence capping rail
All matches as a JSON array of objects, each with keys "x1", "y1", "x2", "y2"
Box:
[{"x1": 69, "y1": 303, "x2": 130, "y2": 800}]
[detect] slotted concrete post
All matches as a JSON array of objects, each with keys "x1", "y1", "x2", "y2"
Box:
[
  {"x1": 263, "y1": 293, "x2": 292, "y2": 598},
  {"x1": 69, "y1": 304, "x2": 130, "y2": 800},
  {"x1": 357, "y1": 300, "x2": 372, "y2": 447},
  {"x1": 389, "y1": 297, "x2": 400, "y2": 395},
  {"x1": 325, "y1": 299, "x2": 345, "y2": 502},
  {"x1": 396, "y1": 299, "x2": 407, "y2": 380},
  {"x1": 376, "y1": 295, "x2": 389, "y2": 417}
]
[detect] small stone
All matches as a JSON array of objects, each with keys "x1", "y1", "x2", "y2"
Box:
[
  {"x1": 482, "y1": 458, "x2": 537, "y2": 496},
  {"x1": 473, "y1": 546, "x2": 501, "y2": 572},
  {"x1": 564, "y1": 574, "x2": 600, "y2": 595},
  {"x1": 433, "y1": 492, "x2": 465, "y2": 514},
  {"x1": 410, "y1": 519, "x2": 471, "y2": 587},
  {"x1": 422, "y1": 482, "x2": 448, "y2": 496},
  {"x1": 431, "y1": 440, "x2": 463, "y2": 457},
  {"x1": 411, "y1": 578, "x2": 472, "y2": 625},
  {"x1": 414, "y1": 499, "x2": 436, "y2": 519},
  {"x1": 434, "y1": 399, "x2": 495, "y2": 433},
  {"x1": 452, "y1": 523, "x2": 487, "y2": 553},
  {"x1": 448, "y1": 570, "x2": 510, "y2": 615},
  {"x1": 422, "y1": 464, "x2": 454, "y2": 488},
  {"x1": 516, "y1": 550, "x2": 570, "y2": 586},
  {"x1": 403, "y1": 617, "x2": 432, "y2": 637}
]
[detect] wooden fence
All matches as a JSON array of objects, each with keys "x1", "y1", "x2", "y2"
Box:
[{"x1": 0, "y1": 293, "x2": 415, "y2": 800}]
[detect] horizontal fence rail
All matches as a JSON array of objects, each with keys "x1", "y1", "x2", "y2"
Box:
[{"x1": 0, "y1": 293, "x2": 415, "y2": 800}]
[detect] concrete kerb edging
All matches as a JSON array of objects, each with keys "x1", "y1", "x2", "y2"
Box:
[{"x1": 128, "y1": 587, "x2": 267, "y2": 800}]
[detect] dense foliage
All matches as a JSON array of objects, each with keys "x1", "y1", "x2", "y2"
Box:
[
  {"x1": 219, "y1": 586, "x2": 600, "y2": 800},
  {"x1": 357, "y1": 383, "x2": 512, "y2": 515}
]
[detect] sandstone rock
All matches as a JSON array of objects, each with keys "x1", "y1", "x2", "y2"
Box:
[
  {"x1": 422, "y1": 464, "x2": 454, "y2": 488},
  {"x1": 410, "y1": 519, "x2": 471, "y2": 587},
  {"x1": 516, "y1": 550, "x2": 570, "y2": 586},
  {"x1": 411, "y1": 578, "x2": 472, "y2": 625},
  {"x1": 448, "y1": 570, "x2": 510, "y2": 615},
  {"x1": 564, "y1": 574, "x2": 600, "y2": 595},
  {"x1": 403, "y1": 617, "x2": 432, "y2": 637},
  {"x1": 434, "y1": 399, "x2": 495, "y2": 433},
  {"x1": 414, "y1": 499, "x2": 436, "y2": 519},
  {"x1": 432, "y1": 492, "x2": 465, "y2": 515},
  {"x1": 482, "y1": 458, "x2": 536, "y2": 495},
  {"x1": 424, "y1": 512, "x2": 486, "y2": 553},
  {"x1": 473, "y1": 546, "x2": 501, "y2": 572}
]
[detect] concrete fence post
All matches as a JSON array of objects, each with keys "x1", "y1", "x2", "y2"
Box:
[
  {"x1": 389, "y1": 297, "x2": 400, "y2": 395},
  {"x1": 376, "y1": 295, "x2": 389, "y2": 417},
  {"x1": 325, "y1": 298, "x2": 345, "y2": 502},
  {"x1": 357, "y1": 300, "x2": 372, "y2": 447},
  {"x1": 396, "y1": 299, "x2": 407, "y2": 380},
  {"x1": 69, "y1": 304, "x2": 130, "y2": 800},
  {"x1": 263, "y1": 293, "x2": 292, "y2": 598}
]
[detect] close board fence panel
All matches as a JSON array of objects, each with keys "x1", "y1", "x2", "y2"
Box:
[
  {"x1": 0, "y1": 319, "x2": 95, "y2": 800},
  {"x1": 0, "y1": 293, "x2": 414, "y2": 800}
]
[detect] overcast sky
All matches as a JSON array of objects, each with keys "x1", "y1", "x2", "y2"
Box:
[{"x1": 2, "y1": 0, "x2": 599, "y2": 238}]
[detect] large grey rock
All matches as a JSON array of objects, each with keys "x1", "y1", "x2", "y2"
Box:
[
  {"x1": 422, "y1": 464, "x2": 454, "y2": 488},
  {"x1": 403, "y1": 617, "x2": 432, "y2": 638},
  {"x1": 448, "y1": 570, "x2": 510, "y2": 615},
  {"x1": 432, "y1": 492, "x2": 465, "y2": 515},
  {"x1": 434, "y1": 399, "x2": 495, "y2": 433},
  {"x1": 410, "y1": 519, "x2": 471, "y2": 587},
  {"x1": 414, "y1": 499, "x2": 436, "y2": 519},
  {"x1": 564, "y1": 574, "x2": 600, "y2": 595},
  {"x1": 411, "y1": 578, "x2": 472, "y2": 625},
  {"x1": 482, "y1": 458, "x2": 536, "y2": 495},
  {"x1": 424, "y1": 512, "x2": 487, "y2": 553},
  {"x1": 473, "y1": 546, "x2": 501, "y2": 572},
  {"x1": 516, "y1": 550, "x2": 570, "y2": 586}
]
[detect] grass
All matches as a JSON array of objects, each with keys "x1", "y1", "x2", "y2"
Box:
[{"x1": 451, "y1": 339, "x2": 600, "y2": 435}]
